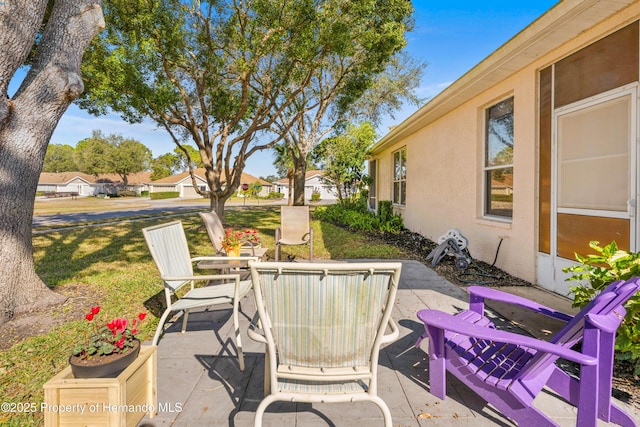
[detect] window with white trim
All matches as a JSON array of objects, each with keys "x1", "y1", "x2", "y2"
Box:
[
  {"x1": 393, "y1": 148, "x2": 406, "y2": 205},
  {"x1": 484, "y1": 97, "x2": 514, "y2": 218},
  {"x1": 368, "y1": 159, "x2": 377, "y2": 210}
]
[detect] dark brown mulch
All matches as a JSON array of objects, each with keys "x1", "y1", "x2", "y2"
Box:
[
  {"x1": 372, "y1": 227, "x2": 640, "y2": 410},
  {"x1": 0, "y1": 282, "x2": 103, "y2": 351}
]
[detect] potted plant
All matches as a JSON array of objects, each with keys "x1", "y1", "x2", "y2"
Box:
[
  {"x1": 69, "y1": 306, "x2": 147, "y2": 378},
  {"x1": 221, "y1": 228, "x2": 261, "y2": 257}
]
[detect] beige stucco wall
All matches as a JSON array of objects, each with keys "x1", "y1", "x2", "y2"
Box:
[{"x1": 373, "y1": 3, "x2": 640, "y2": 284}]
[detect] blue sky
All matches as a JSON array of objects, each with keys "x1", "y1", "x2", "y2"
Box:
[{"x1": 38, "y1": 1, "x2": 559, "y2": 178}]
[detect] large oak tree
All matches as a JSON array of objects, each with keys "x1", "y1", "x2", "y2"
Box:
[
  {"x1": 0, "y1": 0, "x2": 104, "y2": 321},
  {"x1": 78, "y1": 0, "x2": 418, "y2": 217}
]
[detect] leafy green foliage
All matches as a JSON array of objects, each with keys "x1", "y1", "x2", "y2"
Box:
[
  {"x1": 80, "y1": 0, "x2": 413, "y2": 212},
  {"x1": 563, "y1": 240, "x2": 640, "y2": 374},
  {"x1": 43, "y1": 144, "x2": 78, "y2": 172},
  {"x1": 314, "y1": 122, "x2": 375, "y2": 201},
  {"x1": 313, "y1": 199, "x2": 403, "y2": 233},
  {"x1": 149, "y1": 191, "x2": 180, "y2": 200},
  {"x1": 74, "y1": 130, "x2": 152, "y2": 184}
]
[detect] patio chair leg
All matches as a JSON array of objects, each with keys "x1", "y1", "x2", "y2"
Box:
[
  {"x1": 371, "y1": 397, "x2": 393, "y2": 427},
  {"x1": 254, "y1": 395, "x2": 278, "y2": 427},
  {"x1": 152, "y1": 308, "x2": 173, "y2": 345},
  {"x1": 181, "y1": 309, "x2": 190, "y2": 333},
  {"x1": 234, "y1": 298, "x2": 245, "y2": 371},
  {"x1": 263, "y1": 350, "x2": 270, "y2": 396}
]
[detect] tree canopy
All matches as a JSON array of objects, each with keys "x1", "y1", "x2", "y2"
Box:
[
  {"x1": 43, "y1": 144, "x2": 78, "y2": 172},
  {"x1": 77, "y1": 0, "x2": 418, "y2": 217},
  {"x1": 268, "y1": 5, "x2": 423, "y2": 205},
  {"x1": 314, "y1": 122, "x2": 376, "y2": 201},
  {"x1": 74, "y1": 130, "x2": 152, "y2": 184}
]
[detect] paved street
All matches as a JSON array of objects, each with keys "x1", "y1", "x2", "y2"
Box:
[{"x1": 32, "y1": 197, "x2": 284, "y2": 229}]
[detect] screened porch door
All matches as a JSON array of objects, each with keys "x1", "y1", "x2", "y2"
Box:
[{"x1": 550, "y1": 86, "x2": 637, "y2": 295}]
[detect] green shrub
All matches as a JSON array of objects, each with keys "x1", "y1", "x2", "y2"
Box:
[
  {"x1": 563, "y1": 240, "x2": 640, "y2": 374},
  {"x1": 140, "y1": 190, "x2": 149, "y2": 197},
  {"x1": 313, "y1": 200, "x2": 403, "y2": 233},
  {"x1": 377, "y1": 200, "x2": 394, "y2": 223},
  {"x1": 36, "y1": 191, "x2": 46, "y2": 196},
  {"x1": 149, "y1": 191, "x2": 180, "y2": 200},
  {"x1": 267, "y1": 192, "x2": 283, "y2": 199},
  {"x1": 311, "y1": 192, "x2": 321, "y2": 202},
  {"x1": 116, "y1": 190, "x2": 137, "y2": 197}
]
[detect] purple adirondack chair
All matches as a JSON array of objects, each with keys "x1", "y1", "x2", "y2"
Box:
[{"x1": 415, "y1": 278, "x2": 640, "y2": 427}]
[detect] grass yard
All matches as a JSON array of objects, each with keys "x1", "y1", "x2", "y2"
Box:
[
  {"x1": 33, "y1": 196, "x2": 152, "y2": 215},
  {"x1": 33, "y1": 195, "x2": 259, "y2": 216},
  {"x1": 0, "y1": 206, "x2": 408, "y2": 426}
]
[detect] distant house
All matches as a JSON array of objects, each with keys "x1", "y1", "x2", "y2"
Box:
[
  {"x1": 367, "y1": 0, "x2": 640, "y2": 296},
  {"x1": 149, "y1": 168, "x2": 272, "y2": 198},
  {"x1": 37, "y1": 171, "x2": 151, "y2": 196},
  {"x1": 274, "y1": 170, "x2": 337, "y2": 202}
]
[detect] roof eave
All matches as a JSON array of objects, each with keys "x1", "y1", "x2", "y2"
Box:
[{"x1": 370, "y1": 0, "x2": 635, "y2": 155}]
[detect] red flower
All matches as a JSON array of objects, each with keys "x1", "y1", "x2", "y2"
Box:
[
  {"x1": 107, "y1": 318, "x2": 127, "y2": 333},
  {"x1": 73, "y1": 306, "x2": 148, "y2": 360}
]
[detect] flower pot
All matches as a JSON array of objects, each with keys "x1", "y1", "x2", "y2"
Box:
[
  {"x1": 44, "y1": 345, "x2": 157, "y2": 427},
  {"x1": 69, "y1": 339, "x2": 141, "y2": 378},
  {"x1": 226, "y1": 246, "x2": 241, "y2": 257}
]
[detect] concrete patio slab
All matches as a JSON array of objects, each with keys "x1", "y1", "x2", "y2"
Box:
[{"x1": 137, "y1": 260, "x2": 638, "y2": 427}]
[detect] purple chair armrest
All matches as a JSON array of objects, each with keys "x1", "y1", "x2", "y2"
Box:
[
  {"x1": 417, "y1": 309, "x2": 597, "y2": 366},
  {"x1": 468, "y1": 286, "x2": 574, "y2": 323}
]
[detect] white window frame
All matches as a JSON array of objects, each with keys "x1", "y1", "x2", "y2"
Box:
[
  {"x1": 392, "y1": 147, "x2": 406, "y2": 206},
  {"x1": 483, "y1": 96, "x2": 514, "y2": 220},
  {"x1": 368, "y1": 159, "x2": 377, "y2": 211}
]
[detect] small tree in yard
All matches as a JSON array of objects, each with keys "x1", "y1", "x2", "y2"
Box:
[
  {"x1": 314, "y1": 122, "x2": 376, "y2": 201},
  {"x1": 0, "y1": 0, "x2": 104, "y2": 321}
]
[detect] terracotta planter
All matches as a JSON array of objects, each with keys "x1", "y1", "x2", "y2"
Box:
[{"x1": 69, "y1": 339, "x2": 141, "y2": 378}]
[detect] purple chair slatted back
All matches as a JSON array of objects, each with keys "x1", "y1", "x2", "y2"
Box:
[{"x1": 516, "y1": 278, "x2": 639, "y2": 384}]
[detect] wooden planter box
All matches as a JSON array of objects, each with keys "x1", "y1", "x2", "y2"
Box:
[{"x1": 43, "y1": 345, "x2": 157, "y2": 427}]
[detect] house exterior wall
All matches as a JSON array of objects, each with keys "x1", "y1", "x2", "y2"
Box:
[
  {"x1": 305, "y1": 175, "x2": 337, "y2": 201},
  {"x1": 371, "y1": 3, "x2": 640, "y2": 285},
  {"x1": 274, "y1": 174, "x2": 337, "y2": 202}
]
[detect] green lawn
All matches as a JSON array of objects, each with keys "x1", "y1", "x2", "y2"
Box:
[{"x1": 0, "y1": 207, "x2": 408, "y2": 426}]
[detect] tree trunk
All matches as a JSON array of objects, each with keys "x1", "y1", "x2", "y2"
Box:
[
  {"x1": 0, "y1": 0, "x2": 104, "y2": 322},
  {"x1": 209, "y1": 195, "x2": 228, "y2": 222},
  {"x1": 292, "y1": 157, "x2": 307, "y2": 206},
  {"x1": 287, "y1": 176, "x2": 293, "y2": 206}
]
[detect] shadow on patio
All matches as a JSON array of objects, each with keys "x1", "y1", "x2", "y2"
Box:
[{"x1": 137, "y1": 260, "x2": 639, "y2": 427}]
